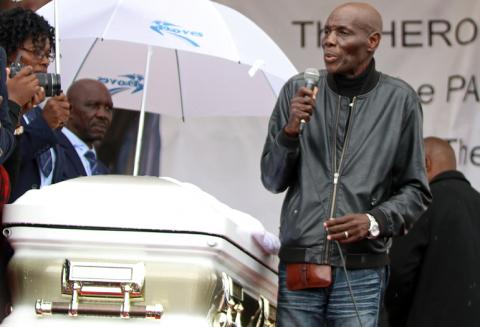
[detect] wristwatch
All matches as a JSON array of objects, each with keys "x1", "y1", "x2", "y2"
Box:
[{"x1": 366, "y1": 213, "x2": 380, "y2": 239}]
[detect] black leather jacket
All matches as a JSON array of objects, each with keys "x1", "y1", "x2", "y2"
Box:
[{"x1": 261, "y1": 70, "x2": 432, "y2": 268}]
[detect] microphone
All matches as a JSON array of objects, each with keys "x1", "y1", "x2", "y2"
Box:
[{"x1": 299, "y1": 68, "x2": 320, "y2": 134}]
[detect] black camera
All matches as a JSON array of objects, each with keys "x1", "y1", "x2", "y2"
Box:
[{"x1": 9, "y1": 61, "x2": 61, "y2": 97}]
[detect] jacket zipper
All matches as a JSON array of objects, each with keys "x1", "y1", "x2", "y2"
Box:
[{"x1": 324, "y1": 96, "x2": 357, "y2": 261}]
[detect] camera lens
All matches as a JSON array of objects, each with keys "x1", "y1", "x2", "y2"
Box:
[{"x1": 35, "y1": 73, "x2": 61, "y2": 97}]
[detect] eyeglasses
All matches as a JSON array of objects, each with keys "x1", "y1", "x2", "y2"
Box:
[{"x1": 19, "y1": 47, "x2": 55, "y2": 63}]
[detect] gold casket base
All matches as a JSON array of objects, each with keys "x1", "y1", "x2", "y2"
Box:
[{"x1": 2, "y1": 176, "x2": 278, "y2": 326}]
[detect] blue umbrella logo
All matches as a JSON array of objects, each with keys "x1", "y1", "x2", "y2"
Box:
[
  {"x1": 98, "y1": 74, "x2": 144, "y2": 95},
  {"x1": 150, "y1": 20, "x2": 203, "y2": 47}
]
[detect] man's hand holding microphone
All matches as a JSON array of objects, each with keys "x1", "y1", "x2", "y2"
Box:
[{"x1": 284, "y1": 68, "x2": 320, "y2": 137}]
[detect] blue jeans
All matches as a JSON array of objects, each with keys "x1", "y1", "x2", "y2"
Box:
[{"x1": 277, "y1": 262, "x2": 388, "y2": 327}]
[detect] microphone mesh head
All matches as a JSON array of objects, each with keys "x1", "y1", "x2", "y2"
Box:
[{"x1": 304, "y1": 68, "x2": 320, "y2": 82}]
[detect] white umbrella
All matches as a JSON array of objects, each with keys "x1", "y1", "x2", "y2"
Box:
[{"x1": 37, "y1": 0, "x2": 297, "y2": 173}]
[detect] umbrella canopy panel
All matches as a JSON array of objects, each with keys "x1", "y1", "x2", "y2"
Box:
[
  {"x1": 42, "y1": 0, "x2": 240, "y2": 61},
  {"x1": 67, "y1": 39, "x2": 280, "y2": 116},
  {"x1": 38, "y1": 0, "x2": 297, "y2": 117},
  {"x1": 38, "y1": 0, "x2": 297, "y2": 79}
]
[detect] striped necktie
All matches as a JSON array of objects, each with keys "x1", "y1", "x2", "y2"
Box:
[
  {"x1": 84, "y1": 150, "x2": 99, "y2": 175},
  {"x1": 38, "y1": 150, "x2": 53, "y2": 177}
]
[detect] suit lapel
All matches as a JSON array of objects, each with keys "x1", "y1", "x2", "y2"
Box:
[{"x1": 54, "y1": 131, "x2": 87, "y2": 182}]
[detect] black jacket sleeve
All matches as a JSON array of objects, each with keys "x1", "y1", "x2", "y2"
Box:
[
  {"x1": 260, "y1": 79, "x2": 301, "y2": 193},
  {"x1": 0, "y1": 47, "x2": 16, "y2": 164},
  {"x1": 368, "y1": 95, "x2": 432, "y2": 237},
  {"x1": 20, "y1": 110, "x2": 57, "y2": 161}
]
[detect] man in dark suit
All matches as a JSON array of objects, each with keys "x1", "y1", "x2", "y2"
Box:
[
  {"x1": 11, "y1": 78, "x2": 113, "y2": 201},
  {"x1": 385, "y1": 137, "x2": 480, "y2": 326},
  {"x1": 54, "y1": 79, "x2": 112, "y2": 181}
]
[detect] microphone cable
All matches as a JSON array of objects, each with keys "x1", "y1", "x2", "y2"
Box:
[{"x1": 336, "y1": 240, "x2": 364, "y2": 327}]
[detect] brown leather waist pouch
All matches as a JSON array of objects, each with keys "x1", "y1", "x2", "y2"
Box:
[{"x1": 286, "y1": 263, "x2": 332, "y2": 290}]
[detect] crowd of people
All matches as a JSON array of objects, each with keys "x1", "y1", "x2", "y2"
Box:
[{"x1": 0, "y1": 1, "x2": 478, "y2": 326}]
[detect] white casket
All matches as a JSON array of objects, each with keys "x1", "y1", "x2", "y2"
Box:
[{"x1": 2, "y1": 176, "x2": 278, "y2": 326}]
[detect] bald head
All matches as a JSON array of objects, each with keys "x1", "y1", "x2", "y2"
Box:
[
  {"x1": 331, "y1": 2, "x2": 383, "y2": 35},
  {"x1": 66, "y1": 79, "x2": 113, "y2": 148},
  {"x1": 67, "y1": 79, "x2": 109, "y2": 103},
  {"x1": 323, "y1": 2, "x2": 383, "y2": 77},
  {"x1": 424, "y1": 137, "x2": 457, "y2": 182}
]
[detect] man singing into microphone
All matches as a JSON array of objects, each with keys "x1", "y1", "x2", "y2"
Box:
[{"x1": 260, "y1": 2, "x2": 431, "y2": 326}]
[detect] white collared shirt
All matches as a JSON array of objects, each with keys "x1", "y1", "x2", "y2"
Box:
[{"x1": 61, "y1": 127, "x2": 96, "y2": 176}]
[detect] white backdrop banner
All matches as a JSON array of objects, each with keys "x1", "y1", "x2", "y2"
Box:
[{"x1": 161, "y1": 0, "x2": 480, "y2": 233}]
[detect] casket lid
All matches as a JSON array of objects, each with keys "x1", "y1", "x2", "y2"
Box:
[{"x1": 3, "y1": 176, "x2": 278, "y2": 271}]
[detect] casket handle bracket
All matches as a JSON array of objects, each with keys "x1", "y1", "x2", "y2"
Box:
[
  {"x1": 35, "y1": 259, "x2": 164, "y2": 320},
  {"x1": 213, "y1": 272, "x2": 244, "y2": 327},
  {"x1": 253, "y1": 295, "x2": 276, "y2": 327}
]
